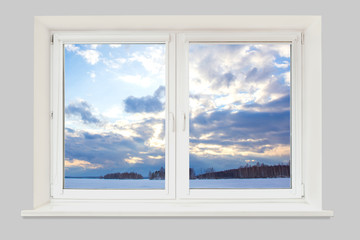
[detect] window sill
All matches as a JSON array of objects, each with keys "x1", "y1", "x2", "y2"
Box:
[{"x1": 22, "y1": 200, "x2": 334, "y2": 217}]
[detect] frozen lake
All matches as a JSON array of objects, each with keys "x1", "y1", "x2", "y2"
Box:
[{"x1": 64, "y1": 177, "x2": 290, "y2": 189}]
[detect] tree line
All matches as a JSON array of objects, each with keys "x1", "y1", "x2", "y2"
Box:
[
  {"x1": 102, "y1": 172, "x2": 143, "y2": 179},
  {"x1": 100, "y1": 164, "x2": 289, "y2": 180},
  {"x1": 101, "y1": 167, "x2": 165, "y2": 180},
  {"x1": 191, "y1": 163, "x2": 290, "y2": 179},
  {"x1": 148, "y1": 167, "x2": 165, "y2": 180}
]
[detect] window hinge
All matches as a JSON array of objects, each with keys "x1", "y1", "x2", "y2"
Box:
[
  {"x1": 301, "y1": 33, "x2": 305, "y2": 45},
  {"x1": 51, "y1": 34, "x2": 54, "y2": 45},
  {"x1": 301, "y1": 183, "x2": 305, "y2": 198},
  {"x1": 50, "y1": 111, "x2": 54, "y2": 119}
]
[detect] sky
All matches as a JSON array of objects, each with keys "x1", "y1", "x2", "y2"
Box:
[
  {"x1": 63, "y1": 42, "x2": 291, "y2": 178},
  {"x1": 64, "y1": 43, "x2": 166, "y2": 177},
  {"x1": 189, "y1": 43, "x2": 291, "y2": 175}
]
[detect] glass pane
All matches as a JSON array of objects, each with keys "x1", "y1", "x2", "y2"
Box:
[
  {"x1": 189, "y1": 43, "x2": 291, "y2": 189},
  {"x1": 64, "y1": 43, "x2": 166, "y2": 189}
]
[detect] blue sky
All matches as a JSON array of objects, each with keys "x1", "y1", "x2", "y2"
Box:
[{"x1": 63, "y1": 42, "x2": 291, "y2": 177}]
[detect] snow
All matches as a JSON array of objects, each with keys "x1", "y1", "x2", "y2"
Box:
[
  {"x1": 65, "y1": 178, "x2": 290, "y2": 189},
  {"x1": 64, "y1": 178, "x2": 165, "y2": 189},
  {"x1": 190, "y1": 178, "x2": 291, "y2": 189}
]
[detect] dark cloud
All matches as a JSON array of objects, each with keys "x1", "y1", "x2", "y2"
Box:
[
  {"x1": 124, "y1": 86, "x2": 165, "y2": 113},
  {"x1": 189, "y1": 109, "x2": 290, "y2": 172},
  {"x1": 65, "y1": 128, "x2": 75, "y2": 133},
  {"x1": 64, "y1": 118, "x2": 165, "y2": 177},
  {"x1": 65, "y1": 101, "x2": 101, "y2": 124},
  {"x1": 245, "y1": 67, "x2": 275, "y2": 83},
  {"x1": 154, "y1": 85, "x2": 165, "y2": 98},
  {"x1": 191, "y1": 109, "x2": 290, "y2": 144},
  {"x1": 244, "y1": 94, "x2": 290, "y2": 112}
]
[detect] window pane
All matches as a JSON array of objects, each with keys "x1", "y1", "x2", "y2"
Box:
[
  {"x1": 64, "y1": 43, "x2": 166, "y2": 189},
  {"x1": 189, "y1": 43, "x2": 291, "y2": 189}
]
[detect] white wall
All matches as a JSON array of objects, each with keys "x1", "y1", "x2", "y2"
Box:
[{"x1": 0, "y1": 0, "x2": 358, "y2": 239}]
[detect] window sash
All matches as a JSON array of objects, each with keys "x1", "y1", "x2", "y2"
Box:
[
  {"x1": 50, "y1": 32, "x2": 176, "y2": 199},
  {"x1": 176, "y1": 32, "x2": 303, "y2": 199}
]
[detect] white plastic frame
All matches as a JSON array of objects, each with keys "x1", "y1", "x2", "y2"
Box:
[
  {"x1": 51, "y1": 32, "x2": 176, "y2": 199},
  {"x1": 176, "y1": 32, "x2": 303, "y2": 199},
  {"x1": 22, "y1": 16, "x2": 333, "y2": 217}
]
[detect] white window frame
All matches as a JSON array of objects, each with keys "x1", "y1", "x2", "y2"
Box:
[
  {"x1": 50, "y1": 32, "x2": 176, "y2": 199},
  {"x1": 176, "y1": 32, "x2": 303, "y2": 199},
  {"x1": 22, "y1": 16, "x2": 333, "y2": 217}
]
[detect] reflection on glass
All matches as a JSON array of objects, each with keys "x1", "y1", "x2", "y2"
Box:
[
  {"x1": 189, "y1": 43, "x2": 291, "y2": 189},
  {"x1": 64, "y1": 44, "x2": 166, "y2": 189}
]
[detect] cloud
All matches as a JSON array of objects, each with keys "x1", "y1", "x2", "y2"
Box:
[
  {"x1": 124, "y1": 96, "x2": 163, "y2": 113},
  {"x1": 65, "y1": 158, "x2": 103, "y2": 169},
  {"x1": 191, "y1": 109, "x2": 290, "y2": 144},
  {"x1": 77, "y1": 49, "x2": 100, "y2": 65},
  {"x1": 189, "y1": 44, "x2": 290, "y2": 102},
  {"x1": 124, "y1": 86, "x2": 165, "y2": 113},
  {"x1": 148, "y1": 155, "x2": 163, "y2": 159},
  {"x1": 65, "y1": 44, "x2": 100, "y2": 65},
  {"x1": 130, "y1": 45, "x2": 165, "y2": 75},
  {"x1": 243, "y1": 94, "x2": 290, "y2": 112},
  {"x1": 124, "y1": 156, "x2": 144, "y2": 164},
  {"x1": 65, "y1": 44, "x2": 79, "y2": 52},
  {"x1": 188, "y1": 107, "x2": 290, "y2": 172},
  {"x1": 275, "y1": 60, "x2": 290, "y2": 69},
  {"x1": 65, "y1": 100, "x2": 101, "y2": 124},
  {"x1": 89, "y1": 71, "x2": 96, "y2": 79},
  {"x1": 103, "y1": 105, "x2": 123, "y2": 119},
  {"x1": 64, "y1": 119, "x2": 165, "y2": 176},
  {"x1": 103, "y1": 57, "x2": 127, "y2": 69},
  {"x1": 90, "y1": 44, "x2": 98, "y2": 49}
]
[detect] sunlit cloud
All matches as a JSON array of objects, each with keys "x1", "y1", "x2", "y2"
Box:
[
  {"x1": 65, "y1": 158, "x2": 103, "y2": 169},
  {"x1": 190, "y1": 142, "x2": 290, "y2": 158},
  {"x1": 245, "y1": 159, "x2": 257, "y2": 163},
  {"x1": 124, "y1": 156, "x2": 144, "y2": 164},
  {"x1": 103, "y1": 105, "x2": 123, "y2": 119},
  {"x1": 145, "y1": 123, "x2": 165, "y2": 149},
  {"x1": 148, "y1": 155, "x2": 163, "y2": 159}
]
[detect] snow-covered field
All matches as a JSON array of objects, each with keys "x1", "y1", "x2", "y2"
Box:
[
  {"x1": 190, "y1": 178, "x2": 290, "y2": 189},
  {"x1": 65, "y1": 178, "x2": 290, "y2": 189},
  {"x1": 65, "y1": 178, "x2": 165, "y2": 189}
]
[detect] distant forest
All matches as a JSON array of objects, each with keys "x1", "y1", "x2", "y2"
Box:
[
  {"x1": 102, "y1": 172, "x2": 143, "y2": 179},
  {"x1": 101, "y1": 167, "x2": 165, "y2": 180},
  {"x1": 99, "y1": 164, "x2": 290, "y2": 180},
  {"x1": 190, "y1": 163, "x2": 290, "y2": 179},
  {"x1": 148, "y1": 167, "x2": 165, "y2": 180}
]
